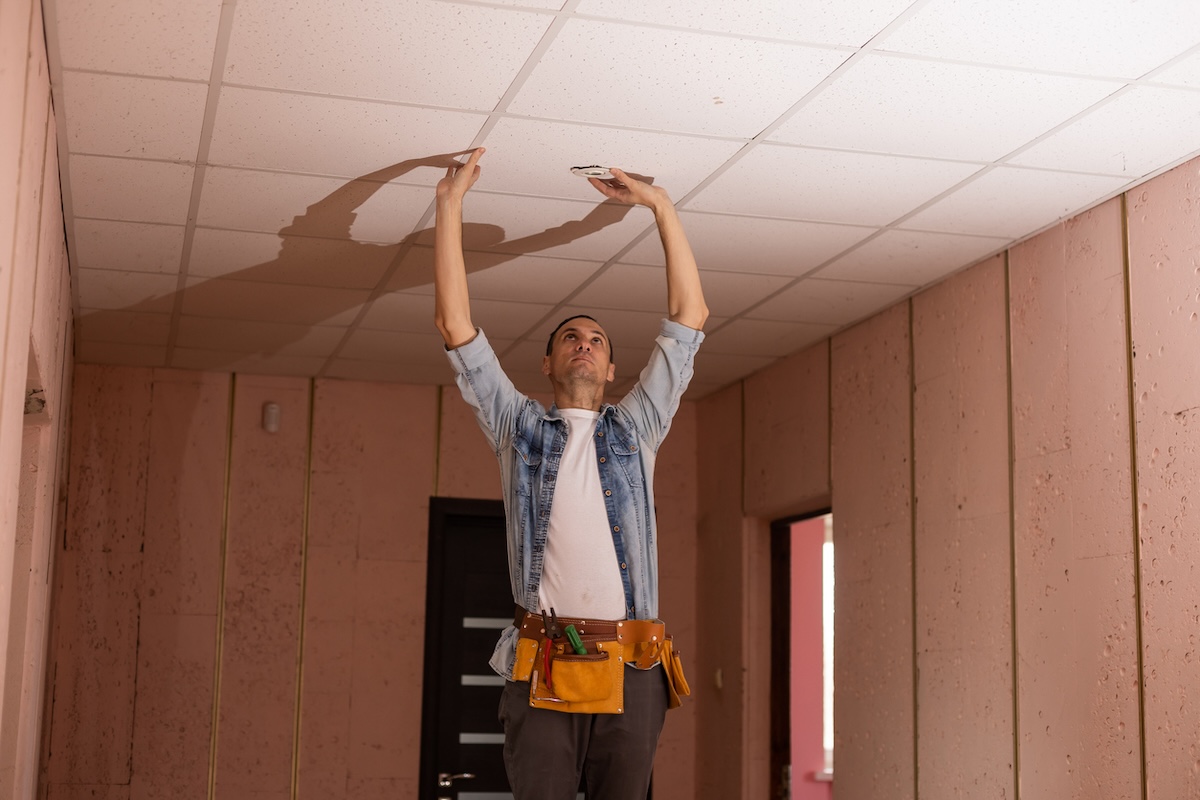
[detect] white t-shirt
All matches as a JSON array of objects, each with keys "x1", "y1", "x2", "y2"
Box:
[{"x1": 537, "y1": 408, "x2": 626, "y2": 620}]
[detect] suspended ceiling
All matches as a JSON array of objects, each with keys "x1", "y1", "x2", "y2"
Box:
[{"x1": 45, "y1": 0, "x2": 1200, "y2": 398}]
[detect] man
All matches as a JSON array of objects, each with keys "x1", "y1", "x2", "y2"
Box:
[{"x1": 434, "y1": 147, "x2": 707, "y2": 800}]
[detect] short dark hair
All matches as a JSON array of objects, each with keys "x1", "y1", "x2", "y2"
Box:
[{"x1": 545, "y1": 314, "x2": 613, "y2": 362}]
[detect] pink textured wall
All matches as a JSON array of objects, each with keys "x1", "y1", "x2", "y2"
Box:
[
  {"x1": 1128, "y1": 163, "x2": 1200, "y2": 799},
  {"x1": 912, "y1": 255, "x2": 1014, "y2": 797},
  {"x1": 1010, "y1": 199, "x2": 1142, "y2": 796},
  {"x1": 830, "y1": 302, "x2": 914, "y2": 800},
  {"x1": 690, "y1": 157, "x2": 1200, "y2": 800},
  {"x1": 694, "y1": 384, "x2": 751, "y2": 799},
  {"x1": 1, "y1": 2, "x2": 74, "y2": 797},
  {"x1": 43, "y1": 368, "x2": 700, "y2": 799},
  {"x1": 744, "y1": 342, "x2": 830, "y2": 518}
]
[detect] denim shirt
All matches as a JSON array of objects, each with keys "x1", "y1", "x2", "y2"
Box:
[{"x1": 445, "y1": 318, "x2": 704, "y2": 678}]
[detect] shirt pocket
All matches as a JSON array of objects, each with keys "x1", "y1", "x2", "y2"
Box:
[
  {"x1": 607, "y1": 428, "x2": 644, "y2": 488},
  {"x1": 513, "y1": 428, "x2": 543, "y2": 495}
]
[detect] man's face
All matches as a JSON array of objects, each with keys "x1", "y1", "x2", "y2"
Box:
[{"x1": 542, "y1": 318, "x2": 615, "y2": 387}]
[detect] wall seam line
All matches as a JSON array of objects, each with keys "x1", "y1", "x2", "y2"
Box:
[
  {"x1": 1004, "y1": 252, "x2": 1021, "y2": 800},
  {"x1": 208, "y1": 373, "x2": 238, "y2": 800},
  {"x1": 908, "y1": 298, "x2": 919, "y2": 800},
  {"x1": 1120, "y1": 191, "x2": 1149, "y2": 800},
  {"x1": 290, "y1": 378, "x2": 317, "y2": 800}
]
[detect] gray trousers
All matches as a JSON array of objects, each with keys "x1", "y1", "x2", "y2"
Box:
[{"x1": 499, "y1": 667, "x2": 669, "y2": 800}]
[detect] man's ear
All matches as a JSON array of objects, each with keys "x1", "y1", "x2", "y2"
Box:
[
  {"x1": 606, "y1": 363, "x2": 616, "y2": 383},
  {"x1": 542, "y1": 355, "x2": 552, "y2": 377}
]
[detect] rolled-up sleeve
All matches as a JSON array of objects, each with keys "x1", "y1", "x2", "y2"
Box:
[
  {"x1": 616, "y1": 319, "x2": 704, "y2": 451},
  {"x1": 444, "y1": 328, "x2": 523, "y2": 454}
]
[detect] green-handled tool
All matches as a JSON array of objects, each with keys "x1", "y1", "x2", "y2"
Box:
[{"x1": 564, "y1": 624, "x2": 587, "y2": 655}]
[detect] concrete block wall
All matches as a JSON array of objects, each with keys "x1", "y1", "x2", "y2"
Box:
[
  {"x1": 0, "y1": 0, "x2": 75, "y2": 797},
  {"x1": 694, "y1": 156, "x2": 1200, "y2": 799}
]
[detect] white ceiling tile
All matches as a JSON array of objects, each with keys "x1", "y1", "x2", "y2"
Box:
[
  {"x1": 746, "y1": 277, "x2": 912, "y2": 325},
  {"x1": 572, "y1": 263, "x2": 793, "y2": 318},
  {"x1": 70, "y1": 156, "x2": 195, "y2": 224},
  {"x1": 623, "y1": 211, "x2": 876, "y2": 275},
  {"x1": 577, "y1": 0, "x2": 915, "y2": 46},
  {"x1": 76, "y1": 268, "x2": 180, "y2": 312},
  {"x1": 196, "y1": 167, "x2": 434, "y2": 241},
  {"x1": 179, "y1": 277, "x2": 369, "y2": 325},
  {"x1": 477, "y1": 118, "x2": 744, "y2": 202},
  {"x1": 359, "y1": 292, "x2": 436, "y2": 334},
  {"x1": 568, "y1": 264, "x2": 664, "y2": 312},
  {"x1": 770, "y1": 55, "x2": 1120, "y2": 161},
  {"x1": 76, "y1": 309, "x2": 171, "y2": 345},
  {"x1": 686, "y1": 144, "x2": 982, "y2": 225},
  {"x1": 208, "y1": 87, "x2": 487, "y2": 178},
  {"x1": 338, "y1": 329, "x2": 453, "y2": 363},
  {"x1": 224, "y1": 0, "x2": 553, "y2": 108},
  {"x1": 903, "y1": 166, "x2": 1131, "y2": 238},
  {"x1": 507, "y1": 18, "x2": 846, "y2": 137},
  {"x1": 53, "y1": 0, "x2": 223, "y2": 80},
  {"x1": 471, "y1": 299, "x2": 558, "y2": 341},
  {"x1": 72, "y1": 220, "x2": 184, "y2": 273},
  {"x1": 702, "y1": 318, "x2": 836, "y2": 358},
  {"x1": 816, "y1": 230, "x2": 1008, "y2": 286},
  {"x1": 1153, "y1": 50, "x2": 1200, "y2": 87},
  {"x1": 62, "y1": 72, "x2": 208, "y2": 161},
  {"x1": 881, "y1": 0, "x2": 1200, "y2": 78},
  {"x1": 189, "y1": 228, "x2": 396, "y2": 289},
  {"x1": 1009, "y1": 87, "x2": 1200, "y2": 178},
  {"x1": 390, "y1": 247, "x2": 604, "y2": 303},
  {"x1": 174, "y1": 317, "x2": 346, "y2": 358},
  {"x1": 446, "y1": 192, "x2": 651, "y2": 261},
  {"x1": 692, "y1": 350, "x2": 775, "y2": 386}
]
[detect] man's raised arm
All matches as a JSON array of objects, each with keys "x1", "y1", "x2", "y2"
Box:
[
  {"x1": 434, "y1": 147, "x2": 485, "y2": 349},
  {"x1": 588, "y1": 167, "x2": 709, "y2": 331}
]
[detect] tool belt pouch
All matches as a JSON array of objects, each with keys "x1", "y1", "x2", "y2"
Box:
[
  {"x1": 660, "y1": 637, "x2": 692, "y2": 710},
  {"x1": 529, "y1": 637, "x2": 625, "y2": 714}
]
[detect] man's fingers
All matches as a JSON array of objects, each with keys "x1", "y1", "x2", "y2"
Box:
[{"x1": 461, "y1": 147, "x2": 485, "y2": 171}]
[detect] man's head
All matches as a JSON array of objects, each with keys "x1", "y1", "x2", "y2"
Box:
[{"x1": 542, "y1": 315, "x2": 616, "y2": 396}]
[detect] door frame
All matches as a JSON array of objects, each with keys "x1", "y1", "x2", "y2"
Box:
[{"x1": 419, "y1": 496, "x2": 507, "y2": 800}]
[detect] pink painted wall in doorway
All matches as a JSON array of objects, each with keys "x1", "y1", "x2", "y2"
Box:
[{"x1": 790, "y1": 516, "x2": 831, "y2": 800}]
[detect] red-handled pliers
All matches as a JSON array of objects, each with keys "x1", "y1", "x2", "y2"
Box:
[{"x1": 542, "y1": 607, "x2": 563, "y2": 690}]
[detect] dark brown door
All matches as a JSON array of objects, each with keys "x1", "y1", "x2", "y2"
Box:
[{"x1": 420, "y1": 498, "x2": 513, "y2": 800}]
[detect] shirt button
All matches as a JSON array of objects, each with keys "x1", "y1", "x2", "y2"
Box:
[
  {"x1": 597, "y1": 431, "x2": 604, "y2": 437},
  {"x1": 604, "y1": 490, "x2": 611, "y2": 497},
  {"x1": 599, "y1": 456, "x2": 606, "y2": 463},
  {"x1": 620, "y1": 562, "x2": 627, "y2": 570},
  {"x1": 613, "y1": 525, "x2": 620, "y2": 532}
]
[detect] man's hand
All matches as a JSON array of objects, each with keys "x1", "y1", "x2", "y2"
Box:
[
  {"x1": 588, "y1": 167, "x2": 670, "y2": 211},
  {"x1": 437, "y1": 147, "x2": 486, "y2": 205}
]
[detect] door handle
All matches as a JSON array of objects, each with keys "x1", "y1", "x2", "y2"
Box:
[{"x1": 437, "y1": 771, "x2": 476, "y2": 788}]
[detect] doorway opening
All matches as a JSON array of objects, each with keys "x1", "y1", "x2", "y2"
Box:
[{"x1": 770, "y1": 512, "x2": 834, "y2": 800}]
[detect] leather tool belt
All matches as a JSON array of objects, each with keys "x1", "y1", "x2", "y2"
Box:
[{"x1": 510, "y1": 606, "x2": 691, "y2": 714}]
